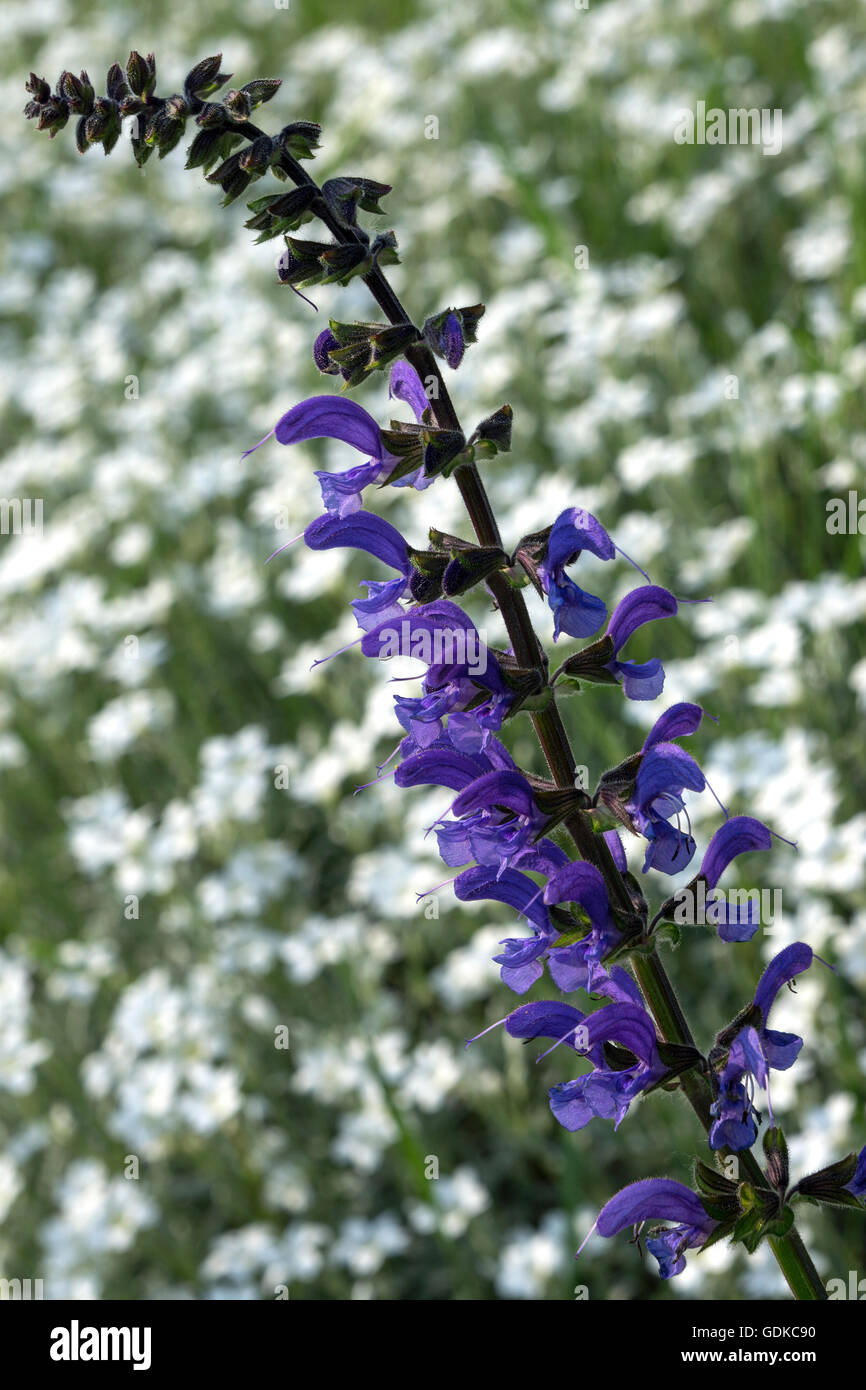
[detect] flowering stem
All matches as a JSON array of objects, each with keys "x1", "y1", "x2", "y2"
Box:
[
  {"x1": 117, "y1": 100, "x2": 827, "y2": 1300},
  {"x1": 291, "y1": 192, "x2": 828, "y2": 1301},
  {"x1": 408, "y1": 349, "x2": 826, "y2": 1300}
]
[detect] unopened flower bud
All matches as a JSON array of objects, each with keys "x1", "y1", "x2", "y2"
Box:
[
  {"x1": 422, "y1": 303, "x2": 485, "y2": 369},
  {"x1": 223, "y1": 88, "x2": 252, "y2": 122},
  {"x1": 126, "y1": 51, "x2": 156, "y2": 100},
  {"x1": 313, "y1": 329, "x2": 342, "y2": 374}
]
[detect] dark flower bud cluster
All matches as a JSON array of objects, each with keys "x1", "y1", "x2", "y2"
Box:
[{"x1": 277, "y1": 230, "x2": 400, "y2": 290}]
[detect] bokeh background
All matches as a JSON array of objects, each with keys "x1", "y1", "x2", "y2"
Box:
[{"x1": 1, "y1": 0, "x2": 865, "y2": 1300}]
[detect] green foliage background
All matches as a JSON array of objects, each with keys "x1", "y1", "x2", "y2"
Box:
[{"x1": 1, "y1": 0, "x2": 864, "y2": 1299}]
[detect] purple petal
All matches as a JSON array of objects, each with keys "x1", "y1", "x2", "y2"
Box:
[
  {"x1": 546, "y1": 508, "x2": 616, "y2": 569},
  {"x1": 455, "y1": 865, "x2": 550, "y2": 933},
  {"x1": 762, "y1": 1028, "x2": 803, "y2": 1071},
  {"x1": 451, "y1": 769, "x2": 537, "y2": 820},
  {"x1": 643, "y1": 702, "x2": 705, "y2": 751},
  {"x1": 395, "y1": 748, "x2": 492, "y2": 792},
  {"x1": 274, "y1": 394, "x2": 386, "y2": 459},
  {"x1": 715, "y1": 906, "x2": 761, "y2": 944},
  {"x1": 304, "y1": 511, "x2": 409, "y2": 573},
  {"x1": 549, "y1": 1079, "x2": 594, "y2": 1131},
  {"x1": 512, "y1": 840, "x2": 569, "y2": 881},
  {"x1": 727, "y1": 1026, "x2": 768, "y2": 1087},
  {"x1": 753, "y1": 942, "x2": 813, "y2": 1024},
  {"x1": 549, "y1": 578, "x2": 608, "y2": 642},
  {"x1": 315, "y1": 460, "x2": 384, "y2": 515},
  {"x1": 635, "y1": 743, "x2": 705, "y2": 806},
  {"x1": 547, "y1": 944, "x2": 593, "y2": 994},
  {"x1": 351, "y1": 576, "x2": 407, "y2": 631},
  {"x1": 641, "y1": 820, "x2": 697, "y2": 875},
  {"x1": 597, "y1": 965, "x2": 645, "y2": 1008},
  {"x1": 389, "y1": 360, "x2": 430, "y2": 422},
  {"x1": 606, "y1": 584, "x2": 678, "y2": 655},
  {"x1": 580, "y1": 1002, "x2": 659, "y2": 1066},
  {"x1": 504, "y1": 1000, "x2": 586, "y2": 1045},
  {"x1": 543, "y1": 861, "x2": 611, "y2": 926},
  {"x1": 501, "y1": 960, "x2": 544, "y2": 994},
  {"x1": 435, "y1": 822, "x2": 474, "y2": 868},
  {"x1": 612, "y1": 657, "x2": 666, "y2": 701},
  {"x1": 700, "y1": 815, "x2": 772, "y2": 890}
]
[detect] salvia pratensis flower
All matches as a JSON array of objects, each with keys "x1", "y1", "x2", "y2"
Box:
[
  {"x1": 360, "y1": 601, "x2": 516, "y2": 747},
  {"x1": 708, "y1": 942, "x2": 814, "y2": 1151},
  {"x1": 439, "y1": 769, "x2": 550, "y2": 874},
  {"x1": 542, "y1": 861, "x2": 623, "y2": 992},
  {"x1": 455, "y1": 864, "x2": 556, "y2": 993},
  {"x1": 537, "y1": 508, "x2": 651, "y2": 642},
  {"x1": 669, "y1": 815, "x2": 774, "y2": 943},
  {"x1": 244, "y1": 362, "x2": 436, "y2": 514},
  {"x1": 628, "y1": 741, "x2": 706, "y2": 875},
  {"x1": 502, "y1": 998, "x2": 669, "y2": 1132},
  {"x1": 302, "y1": 510, "x2": 412, "y2": 631},
  {"x1": 604, "y1": 584, "x2": 679, "y2": 699},
  {"x1": 585, "y1": 1179, "x2": 718, "y2": 1279}
]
